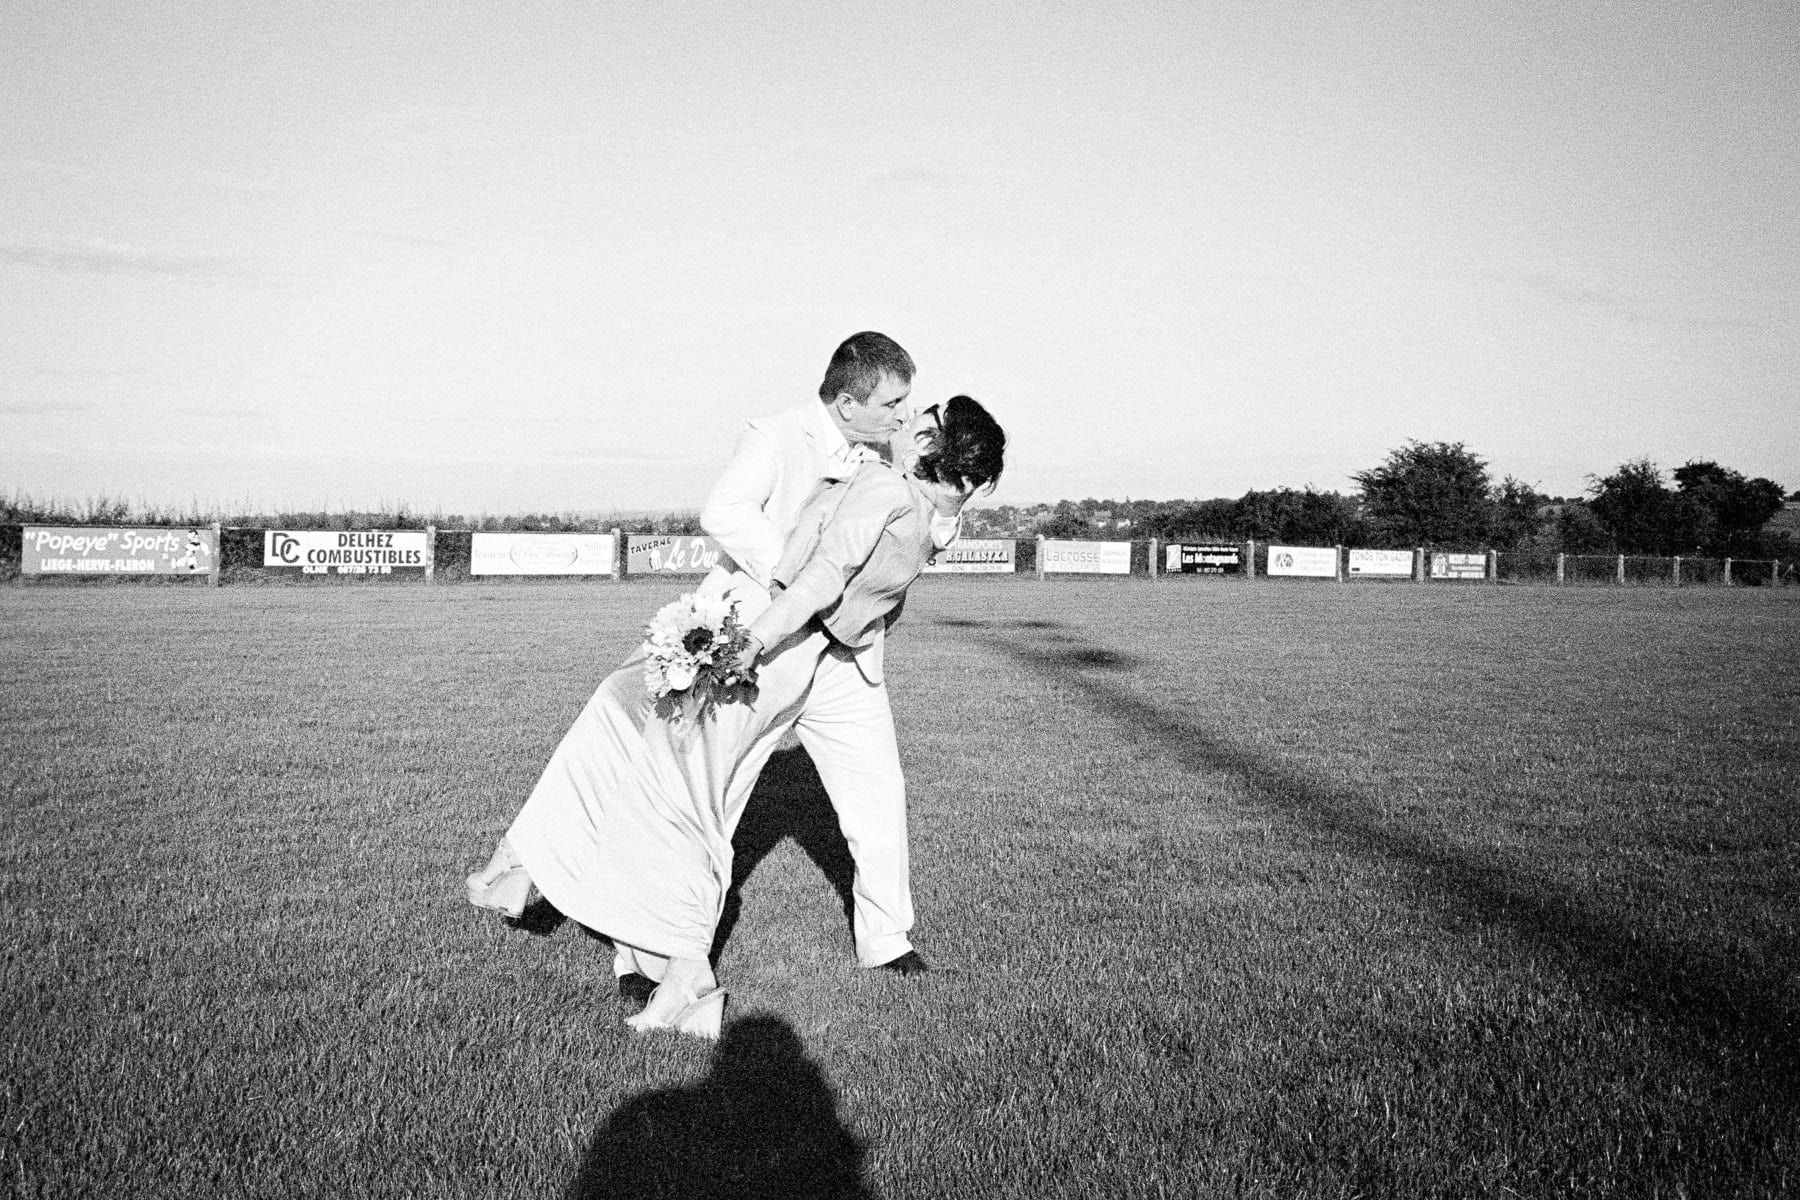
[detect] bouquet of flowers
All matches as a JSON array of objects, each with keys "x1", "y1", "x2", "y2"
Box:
[{"x1": 641, "y1": 592, "x2": 758, "y2": 723}]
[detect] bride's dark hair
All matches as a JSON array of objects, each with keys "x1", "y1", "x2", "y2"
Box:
[{"x1": 915, "y1": 395, "x2": 1006, "y2": 492}]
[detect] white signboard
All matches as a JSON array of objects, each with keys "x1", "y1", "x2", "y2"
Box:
[
  {"x1": 264, "y1": 530, "x2": 428, "y2": 574},
  {"x1": 1430, "y1": 552, "x2": 1488, "y2": 580},
  {"x1": 626, "y1": 535, "x2": 724, "y2": 575},
  {"x1": 924, "y1": 538, "x2": 1016, "y2": 573},
  {"x1": 1348, "y1": 549, "x2": 1413, "y2": 577},
  {"x1": 471, "y1": 532, "x2": 617, "y2": 576},
  {"x1": 1267, "y1": 545, "x2": 1339, "y2": 578},
  {"x1": 23, "y1": 526, "x2": 216, "y2": 575},
  {"x1": 1042, "y1": 539, "x2": 1131, "y2": 574}
]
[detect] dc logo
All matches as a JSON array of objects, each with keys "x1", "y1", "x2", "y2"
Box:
[
  {"x1": 1276, "y1": 552, "x2": 1293, "y2": 569},
  {"x1": 272, "y1": 533, "x2": 301, "y2": 564}
]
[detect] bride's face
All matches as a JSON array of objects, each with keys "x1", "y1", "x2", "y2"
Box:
[{"x1": 906, "y1": 403, "x2": 942, "y2": 458}]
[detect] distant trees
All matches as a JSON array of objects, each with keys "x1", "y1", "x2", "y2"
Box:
[
  {"x1": 1230, "y1": 488, "x2": 1366, "y2": 546},
  {"x1": 956, "y1": 448, "x2": 1791, "y2": 560},
  {"x1": 1349, "y1": 441, "x2": 1545, "y2": 550},
  {"x1": 1120, "y1": 488, "x2": 1363, "y2": 545},
  {"x1": 1586, "y1": 459, "x2": 1685, "y2": 554},
  {"x1": 1671, "y1": 462, "x2": 1786, "y2": 556},
  {"x1": 1353, "y1": 441, "x2": 1493, "y2": 547},
  {"x1": 1552, "y1": 503, "x2": 1613, "y2": 554},
  {"x1": 1129, "y1": 499, "x2": 1235, "y2": 541},
  {"x1": 1586, "y1": 459, "x2": 1786, "y2": 556},
  {"x1": 965, "y1": 488, "x2": 1366, "y2": 545},
  {"x1": 1489, "y1": 476, "x2": 1549, "y2": 551},
  {"x1": 1033, "y1": 510, "x2": 1092, "y2": 539}
]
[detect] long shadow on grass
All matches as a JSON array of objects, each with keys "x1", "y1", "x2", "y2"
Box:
[
  {"x1": 713, "y1": 746, "x2": 857, "y2": 961},
  {"x1": 565, "y1": 1013, "x2": 874, "y2": 1199},
  {"x1": 938, "y1": 617, "x2": 1799, "y2": 1113}
]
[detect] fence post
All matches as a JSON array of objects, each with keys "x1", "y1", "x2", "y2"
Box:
[
  {"x1": 1616, "y1": 554, "x2": 1625, "y2": 586},
  {"x1": 1335, "y1": 544, "x2": 1344, "y2": 583},
  {"x1": 208, "y1": 521, "x2": 222, "y2": 588},
  {"x1": 612, "y1": 527, "x2": 624, "y2": 579},
  {"x1": 1245, "y1": 539, "x2": 1256, "y2": 580},
  {"x1": 1673, "y1": 556, "x2": 1681, "y2": 587},
  {"x1": 1556, "y1": 552, "x2": 1565, "y2": 585},
  {"x1": 1148, "y1": 537, "x2": 1159, "y2": 580},
  {"x1": 1486, "y1": 549, "x2": 1497, "y2": 583},
  {"x1": 1413, "y1": 547, "x2": 1424, "y2": 582},
  {"x1": 1035, "y1": 535, "x2": 1046, "y2": 581},
  {"x1": 1724, "y1": 557, "x2": 1733, "y2": 586},
  {"x1": 425, "y1": 524, "x2": 437, "y2": 583}
]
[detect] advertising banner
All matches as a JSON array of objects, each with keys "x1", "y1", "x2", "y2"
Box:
[
  {"x1": 924, "y1": 538, "x2": 1016, "y2": 573},
  {"x1": 1164, "y1": 543, "x2": 1242, "y2": 575},
  {"x1": 1430, "y1": 552, "x2": 1488, "y2": 580},
  {"x1": 626, "y1": 535, "x2": 724, "y2": 575},
  {"x1": 264, "y1": 530, "x2": 428, "y2": 574},
  {"x1": 470, "y1": 533, "x2": 617, "y2": 576},
  {"x1": 1042, "y1": 539, "x2": 1131, "y2": 575},
  {"x1": 23, "y1": 526, "x2": 217, "y2": 575},
  {"x1": 1348, "y1": 549, "x2": 1413, "y2": 577},
  {"x1": 1267, "y1": 545, "x2": 1339, "y2": 578}
]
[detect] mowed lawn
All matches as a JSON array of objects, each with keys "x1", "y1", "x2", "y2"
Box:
[{"x1": 1, "y1": 578, "x2": 1796, "y2": 1198}]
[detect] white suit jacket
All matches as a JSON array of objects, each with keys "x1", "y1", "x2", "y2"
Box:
[{"x1": 698, "y1": 399, "x2": 958, "y2": 682}]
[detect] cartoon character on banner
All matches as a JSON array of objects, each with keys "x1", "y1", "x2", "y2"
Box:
[{"x1": 173, "y1": 529, "x2": 211, "y2": 573}]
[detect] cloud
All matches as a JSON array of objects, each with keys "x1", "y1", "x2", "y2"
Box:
[
  {"x1": 2, "y1": 158, "x2": 283, "y2": 199},
  {"x1": 1395, "y1": 263, "x2": 1642, "y2": 317},
  {"x1": 0, "y1": 238, "x2": 251, "y2": 280},
  {"x1": 169, "y1": 405, "x2": 265, "y2": 420},
  {"x1": 365, "y1": 105, "x2": 485, "y2": 159},
  {"x1": 0, "y1": 157, "x2": 92, "y2": 181},
  {"x1": 0, "y1": 400, "x2": 91, "y2": 415},
  {"x1": 0, "y1": 366, "x2": 139, "y2": 380},
  {"x1": 347, "y1": 228, "x2": 458, "y2": 248},
  {"x1": 772, "y1": 137, "x2": 986, "y2": 195},
  {"x1": 1490, "y1": 270, "x2": 1800, "y2": 333},
  {"x1": 1489, "y1": 269, "x2": 1655, "y2": 323},
  {"x1": 863, "y1": 161, "x2": 976, "y2": 190}
]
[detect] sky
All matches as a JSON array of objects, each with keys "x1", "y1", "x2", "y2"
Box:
[{"x1": 3, "y1": 0, "x2": 1796, "y2": 516}]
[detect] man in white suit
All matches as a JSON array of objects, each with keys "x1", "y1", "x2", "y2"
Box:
[{"x1": 693, "y1": 331, "x2": 959, "y2": 975}]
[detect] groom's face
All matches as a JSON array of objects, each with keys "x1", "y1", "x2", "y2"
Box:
[{"x1": 836, "y1": 372, "x2": 911, "y2": 447}]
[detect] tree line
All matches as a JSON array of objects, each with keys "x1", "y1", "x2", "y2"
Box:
[
  {"x1": 963, "y1": 443, "x2": 1795, "y2": 561},
  {"x1": 6, "y1": 444, "x2": 1793, "y2": 561}
]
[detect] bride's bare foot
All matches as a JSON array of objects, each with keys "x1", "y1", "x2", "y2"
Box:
[{"x1": 625, "y1": 958, "x2": 725, "y2": 1039}]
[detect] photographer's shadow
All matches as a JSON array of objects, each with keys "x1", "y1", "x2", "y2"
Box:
[
  {"x1": 565, "y1": 1014, "x2": 874, "y2": 1199},
  {"x1": 713, "y1": 745, "x2": 856, "y2": 960}
]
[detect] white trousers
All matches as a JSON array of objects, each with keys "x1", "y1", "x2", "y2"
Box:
[{"x1": 787, "y1": 642, "x2": 915, "y2": 968}]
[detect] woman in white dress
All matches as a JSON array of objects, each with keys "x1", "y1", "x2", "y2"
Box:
[{"x1": 465, "y1": 397, "x2": 1006, "y2": 1038}]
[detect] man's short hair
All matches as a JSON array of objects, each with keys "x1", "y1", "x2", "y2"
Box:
[{"x1": 818, "y1": 332, "x2": 915, "y2": 403}]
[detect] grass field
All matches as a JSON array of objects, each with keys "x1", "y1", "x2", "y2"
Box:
[{"x1": 2, "y1": 578, "x2": 1796, "y2": 1198}]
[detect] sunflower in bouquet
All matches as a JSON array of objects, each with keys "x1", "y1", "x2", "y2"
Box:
[{"x1": 641, "y1": 592, "x2": 758, "y2": 722}]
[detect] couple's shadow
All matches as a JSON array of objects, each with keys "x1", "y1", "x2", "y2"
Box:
[
  {"x1": 713, "y1": 744, "x2": 857, "y2": 959},
  {"x1": 565, "y1": 1013, "x2": 874, "y2": 1199},
  {"x1": 558, "y1": 747, "x2": 871, "y2": 1197}
]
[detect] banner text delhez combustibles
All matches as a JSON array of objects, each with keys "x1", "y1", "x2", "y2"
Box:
[{"x1": 263, "y1": 531, "x2": 429, "y2": 573}]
